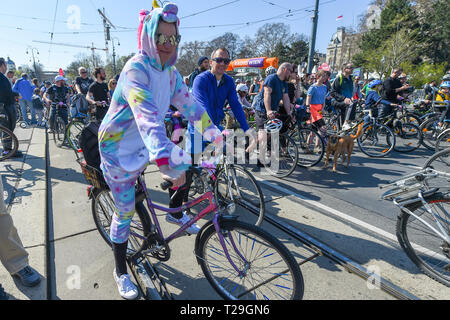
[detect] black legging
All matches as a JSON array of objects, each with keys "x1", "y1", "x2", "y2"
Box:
[{"x1": 0, "y1": 103, "x2": 17, "y2": 151}]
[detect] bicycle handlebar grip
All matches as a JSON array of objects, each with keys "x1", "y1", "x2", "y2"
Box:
[{"x1": 160, "y1": 180, "x2": 173, "y2": 191}]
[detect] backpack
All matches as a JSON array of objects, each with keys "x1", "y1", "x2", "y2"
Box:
[
  {"x1": 71, "y1": 93, "x2": 90, "y2": 117},
  {"x1": 78, "y1": 121, "x2": 101, "y2": 172}
]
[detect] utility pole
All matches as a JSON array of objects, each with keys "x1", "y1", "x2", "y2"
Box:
[
  {"x1": 98, "y1": 8, "x2": 116, "y2": 63},
  {"x1": 307, "y1": 0, "x2": 320, "y2": 74}
]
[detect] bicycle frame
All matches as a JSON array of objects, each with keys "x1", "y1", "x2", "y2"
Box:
[
  {"x1": 381, "y1": 168, "x2": 450, "y2": 243},
  {"x1": 132, "y1": 170, "x2": 248, "y2": 275},
  {"x1": 392, "y1": 191, "x2": 450, "y2": 244}
]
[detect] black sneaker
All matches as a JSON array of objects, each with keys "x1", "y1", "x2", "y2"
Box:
[
  {"x1": 0, "y1": 284, "x2": 8, "y2": 300},
  {"x1": 13, "y1": 266, "x2": 41, "y2": 287},
  {"x1": 2, "y1": 150, "x2": 23, "y2": 158}
]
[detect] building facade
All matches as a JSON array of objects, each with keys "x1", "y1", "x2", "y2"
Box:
[{"x1": 326, "y1": 27, "x2": 362, "y2": 73}]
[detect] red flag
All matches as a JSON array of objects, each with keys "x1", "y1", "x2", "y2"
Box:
[
  {"x1": 59, "y1": 68, "x2": 64, "y2": 76},
  {"x1": 336, "y1": 15, "x2": 343, "y2": 21}
]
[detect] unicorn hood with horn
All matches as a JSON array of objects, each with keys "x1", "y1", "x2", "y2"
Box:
[{"x1": 98, "y1": 1, "x2": 222, "y2": 178}]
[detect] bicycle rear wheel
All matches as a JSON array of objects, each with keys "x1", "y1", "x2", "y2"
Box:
[
  {"x1": 214, "y1": 165, "x2": 265, "y2": 226},
  {"x1": 435, "y1": 129, "x2": 450, "y2": 155},
  {"x1": 196, "y1": 220, "x2": 304, "y2": 300},
  {"x1": 423, "y1": 148, "x2": 450, "y2": 173},
  {"x1": 91, "y1": 189, "x2": 151, "y2": 253},
  {"x1": 290, "y1": 127, "x2": 324, "y2": 167},
  {"x1": 392, "y1": 122, "x2": 422, "y2": 153},
  {"x1": 397, "y1": 193, "x2": 450, "y2": 287},
  {"x1": 53, "y1": 116, "x2": 66, "y2": 147},
  {"x1": 0, "y1": 125, "x2": 19, "y2": 161},
  {"x1": 357, "y1": 123, "x2": 395, "y2": 157},
  {"x1": 66, "y1": 120, "x2": 85, "y2": 151}
]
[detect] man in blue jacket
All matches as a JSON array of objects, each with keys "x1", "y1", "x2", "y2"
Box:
[
  {"x1": 12, "y1": 73, "x2": 36, "y2": 126},
  {"x1": 191, "y1": 47, "x2": 253, "y2": 157},
  {"x1": 170, "y1": 48, "x2": 255, "y2": 216},
  {"x1": 192, "y1": 48, "x2": 249, "y2": 132}
]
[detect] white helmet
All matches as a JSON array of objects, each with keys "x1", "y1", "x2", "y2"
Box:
[
  {"x1": 265, "y1": 119, "x2": 283, "y2": 132},
  {"x1": 265, "y1": 66, "x2": 277, "y2": 76},
  {"x1": 55, "y1": 75, "x2": 67, "y2": 82},
  {"x1": 236, "y1": 84, "x2": 249, "y2": 93}
]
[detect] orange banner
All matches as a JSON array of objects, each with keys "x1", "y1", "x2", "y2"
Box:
[{"x1": 227, "y1": 57, "x2": 279, "y2": 71}]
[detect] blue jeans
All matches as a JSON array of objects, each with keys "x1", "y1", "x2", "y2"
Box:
[{"x1": 19, "y1": 99, "x2": 36, "y2": 125}]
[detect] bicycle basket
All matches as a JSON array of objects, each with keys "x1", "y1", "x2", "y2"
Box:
[{"x1": 77, "y1": 158, "x2": 109, "y2": 190}]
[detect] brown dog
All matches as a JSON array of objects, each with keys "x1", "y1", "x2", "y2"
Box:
[{"x1": 323, "y1": 124, "x2": 363, "y2": 172}]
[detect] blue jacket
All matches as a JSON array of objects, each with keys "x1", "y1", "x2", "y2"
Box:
[
  {"x1": 365, "y1": 90, "x2": 392, "y2": 109},
  {"x1": 191, "y1": 71, "x2": 249, "y2": 132},
  {"x1": 12, "y1": 77, "x2": 34, "y2": 101}
]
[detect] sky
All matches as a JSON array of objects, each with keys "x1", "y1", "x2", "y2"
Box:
[{"x1": 0, "y1": 0, "x2": 372, "y2": 72}]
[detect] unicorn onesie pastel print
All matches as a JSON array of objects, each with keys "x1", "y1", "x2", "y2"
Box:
[{"x1": 98, "y1": 2, "x2": 222, "y2": 244}]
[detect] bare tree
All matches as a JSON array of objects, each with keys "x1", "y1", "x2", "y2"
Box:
[{"x1": 254, "y1": 23, "x2": 295, "y2": 56}]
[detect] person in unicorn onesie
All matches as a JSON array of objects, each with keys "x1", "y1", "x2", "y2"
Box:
[{"x1": 98, "y1": 1, "x2": 223, "y2": 300}]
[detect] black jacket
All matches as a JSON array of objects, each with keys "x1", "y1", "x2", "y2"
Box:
[{"x1": 0, "y1": 72, "x2": 14, "y2": 106}]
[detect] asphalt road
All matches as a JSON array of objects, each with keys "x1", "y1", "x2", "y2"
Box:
[{"x1": 255, "y1": 145, "x2": 437, "y2": 242}]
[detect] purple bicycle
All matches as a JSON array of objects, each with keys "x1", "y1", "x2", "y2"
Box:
[{"x1": 80, "y1": 161, "x2": 304, "y2": 300}]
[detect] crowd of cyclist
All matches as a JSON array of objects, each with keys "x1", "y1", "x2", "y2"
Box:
[{"x1": 1, "y1": 1, "x2": 449, "y2": 299}]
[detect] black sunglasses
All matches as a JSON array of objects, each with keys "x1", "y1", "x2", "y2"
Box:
[{"x1": 212, "y1": 57, "x2": 231, "y2": 65}]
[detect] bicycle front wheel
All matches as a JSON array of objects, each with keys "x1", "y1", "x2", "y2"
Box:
[
  {"x1": 435, "y1": 129, "x2": 450, "y2": 155},
  {"x1": 290, "y1": 128, "x2": 324, "y2": 167},
  {"x1": 66, "y1": 120, "x2": 85, "y2": 151},
  {"x1": 196, "y1": 220, "x2": 304, "y2": 300},
  {"x1": 214, "y1": 165, "x2": 265, "y2": 226},
  {"x1": 0, "y1": 125, "x2": 19, "y2": 161},
  {"x1": 357, "y1": 123, "x2": 395, "y2": 157},
  {"x1": 397, "y1": 193, "x2": 450, "y2": 287}
]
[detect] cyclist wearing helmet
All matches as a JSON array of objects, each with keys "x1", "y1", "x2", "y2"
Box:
[
  {"x1": 363, "y1": 79, "x2": 398, "y2": 123},
  {"x1": 265, "y1": 66, "x2": 277, "y2": 77},
  {"x1": 436, "y1": 81, "x2": 450, "y2": 127}
]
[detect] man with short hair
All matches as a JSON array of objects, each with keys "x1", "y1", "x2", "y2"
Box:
[
  {"x1": 75, "y1": 67, "x2": 94, "y2": 95},
  {"x1": 380, "y1": 68, "x2": 411, "y2": 118},
  {"x1": 188, "y1": 56, "x2": 209, "y2": 89},
  {"x1": 0, "y1": 58, "x2": 22, "y2": 158},
  {"x1": 249, "y1": 77, "x2": 261, "y2": 102},
  {"x1": 252, "y1": 62, "x2": 293, "y2": 169},
  {"x1": 253, "y1": 62, "x2": 293, "y2": 123},
  {"x1": 330, "y1": 62, "x2": 356, "y2": 130},
  {"x1": 86, "y1": 67, "x2": 110, "y2": 121},
  {"x1": 12, "y1": 73, "x2": 36, "y2": 126}
]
